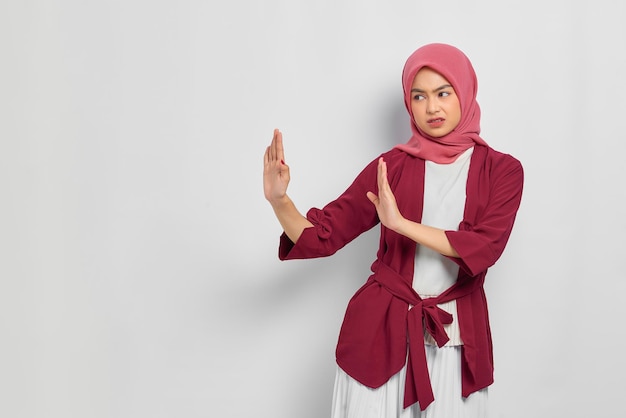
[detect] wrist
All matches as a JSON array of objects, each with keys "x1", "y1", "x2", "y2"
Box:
[
  {"x1": 390, "y1": 215, "x2": 410, "y2": 235},
  {"x1": 269, "y1": 194, "x2": 291, "y2": 209}
]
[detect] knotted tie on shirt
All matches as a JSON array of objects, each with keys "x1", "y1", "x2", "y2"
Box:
[{"x1": 372, "y1": 261, "x2": 455, "y2": 410}]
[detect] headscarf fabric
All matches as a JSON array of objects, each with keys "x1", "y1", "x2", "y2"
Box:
[{"x1": 395, "y1": 43, "x2": 488, "y2": 163}]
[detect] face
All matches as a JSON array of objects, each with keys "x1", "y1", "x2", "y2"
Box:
[{"x1": 410, "y1": 67, "x2": 461, "y2": 138}]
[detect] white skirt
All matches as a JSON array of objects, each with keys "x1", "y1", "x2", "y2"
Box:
[{"x1": 331, "y1": 345, "x2": 488, "y2": 418}]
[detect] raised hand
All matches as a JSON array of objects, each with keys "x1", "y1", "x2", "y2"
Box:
[
  {"x1": 366, "y1": 157, "x2": 405, "y2": 232},
  {"x1": 264, "y1": 129, "x2": 290, "y2": 203},
  {"x1": 366, "y1": 157, "x2": 459, "y2": 257},
  {"x1": 263, "y1": 129, "x2": 313, "y2": 242}
]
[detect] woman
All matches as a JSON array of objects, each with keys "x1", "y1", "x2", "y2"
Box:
[{"x1": 263, "y1": 43, "x2": 523, "y2": 417}]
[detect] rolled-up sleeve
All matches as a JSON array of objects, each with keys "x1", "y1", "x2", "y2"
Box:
[
  {"x1": 445, "y1": 156, "x2": 524, "y2": 276},
  {"x1": 278, "y1": 156, "x2": 383, "y2": 260}
]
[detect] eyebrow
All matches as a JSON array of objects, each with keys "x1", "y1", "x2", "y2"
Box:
[{"x1": 411, "y1": 84, "x2": 453, "y2": 93}]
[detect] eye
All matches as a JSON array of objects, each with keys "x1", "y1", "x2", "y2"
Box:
[
  {"x1": 412, "y1": 94, "x2": 425, "y2": 101},
  {"x1": 439, "y1": 91, "x2": 451, "y2": 98}
]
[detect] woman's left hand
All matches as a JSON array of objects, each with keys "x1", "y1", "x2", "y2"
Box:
[{"x1": 367, "y1": 157, "x2": 405, "y2": 232}]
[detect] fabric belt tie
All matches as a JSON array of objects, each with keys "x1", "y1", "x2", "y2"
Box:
[{"x1": 372, "y1": 261, "x2": 454, "y2": 410}]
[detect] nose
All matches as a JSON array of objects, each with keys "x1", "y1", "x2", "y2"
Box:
[{"x1": 426, "y1": 98, "x2": 440, "y2": 114}]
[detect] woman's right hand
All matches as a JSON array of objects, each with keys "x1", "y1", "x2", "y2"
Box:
[
  {"x1": 263, "y1": 129, "x2": 290, "y2": 204},
  {"x1": 263, "y1": 128, "x2": 314, "y2": 241}
]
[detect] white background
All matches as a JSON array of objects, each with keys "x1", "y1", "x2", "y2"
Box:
[{"x1": 1, "y1": 1, "x2": 625, "y2": 417}]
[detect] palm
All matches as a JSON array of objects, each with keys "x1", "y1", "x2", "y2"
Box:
[
  {"x1": 264, "y1": 160, "x2": 290, "y2": 201},
  {"x1": 367, "y1": 157, "x2": 404, "y2": 231},
  {"x1": 263, "y1": 129, "x2": 290, "y2": 202}
]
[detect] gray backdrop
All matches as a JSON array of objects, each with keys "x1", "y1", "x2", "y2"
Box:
[{"x1": 1, "y1": 0, "x2": 625, "y2": 417}]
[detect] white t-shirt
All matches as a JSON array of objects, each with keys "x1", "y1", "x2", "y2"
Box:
[{"x1": 413, "y1": 147, "x2": 473, "y2": 346}]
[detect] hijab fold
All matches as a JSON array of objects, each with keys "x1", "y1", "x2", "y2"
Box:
[{"x1": 395, "y1": 43, "x2": 487, "y2": 163}]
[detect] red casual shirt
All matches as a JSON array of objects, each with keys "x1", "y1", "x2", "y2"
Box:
[{"x1": 278, "y1": 145, "x2": 524, "y2": 410}]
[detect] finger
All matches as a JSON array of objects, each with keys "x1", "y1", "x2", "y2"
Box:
[
  {"x1": 275, "y1": 129, "x2": 285, "y2": 163},
  {"x1": 265, "y1": 145, "x2": 274, "y2": 166},
  {"x1": 376, "y1": 157, "x2": 386, "y2": 192},
  {"x1": 379, "y1": 158, "x2": 391, "y2": 193},
  {"x1": 269, "y1": 129, "x2": 278, "y2": 161},
  {"x1": 366, "y1": 191, "x2": 379, "y2": 205}
]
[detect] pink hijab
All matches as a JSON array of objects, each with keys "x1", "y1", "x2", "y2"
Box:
[{"x1": 395, "y1": 43, "x2": 488, "y2": 163}]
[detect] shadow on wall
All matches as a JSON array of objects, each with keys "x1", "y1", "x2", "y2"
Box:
[
  {"x1": 234, "y1": 227, "x2": 380, "y2": 325},
  {"x1": 216, "y1": 229, "x2": 380, "y2": 416},
  {"x1": 245, "y1": 90, "x2": 412, "y2": 311},
  {"x1": 212, "y1": 94, "x2": 411, "y2": 416},
  {"x1": 231, "y1": 91, "x2": 413, "y2": 334}
]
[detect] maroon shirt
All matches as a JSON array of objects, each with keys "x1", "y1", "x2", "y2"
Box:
[{"x1": 278, "y1": 145, "x2": 524, "y2": 410}]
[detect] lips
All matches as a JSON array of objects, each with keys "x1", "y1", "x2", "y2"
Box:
[{"x1": 427, "y1": 117, "x2": 445, "y2": 128}]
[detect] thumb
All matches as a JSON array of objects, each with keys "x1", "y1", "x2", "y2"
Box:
[{"x1": 366, "y1": 191, "x2": 378, "y2": 205}]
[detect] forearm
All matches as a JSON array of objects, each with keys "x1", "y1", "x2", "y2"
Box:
[
  {"x1": 393, "y1": 218, "x2": 459, "y2": 258},
  {"x1": 270, "y1": 195, "x2": 314, "y2": 243}
]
